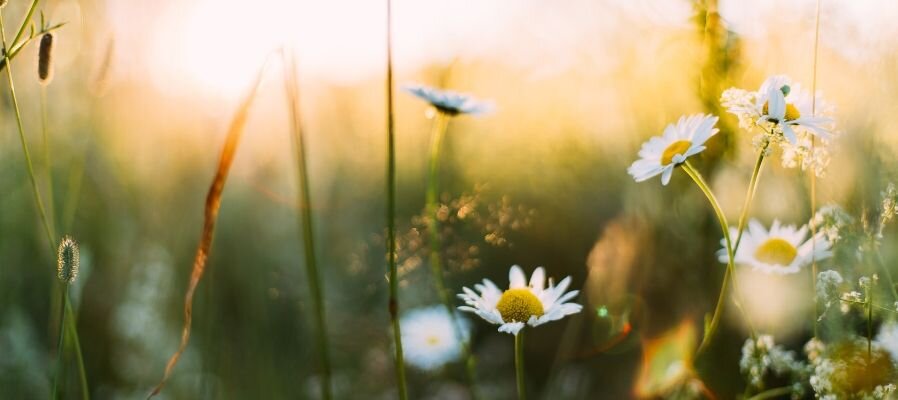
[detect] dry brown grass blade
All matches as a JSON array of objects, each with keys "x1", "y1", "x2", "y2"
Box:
[{"x1": 147, "y1": 66, "x2": 266, "y2": 399}]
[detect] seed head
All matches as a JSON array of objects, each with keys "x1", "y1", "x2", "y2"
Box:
[
  {"x1": 57, "y1": 236, "x2": 79, "y2": 284},
  {"x1": 38, "y1": 33, "x2": 54, "y2": 84}
]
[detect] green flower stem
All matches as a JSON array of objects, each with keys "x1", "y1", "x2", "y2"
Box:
[
  {"x1": 514, "y1": 331, "x2": 526, "y2": 400},
  {"x1": 681, "y1": 161, "x2": 755, "y2": 355},
  {"x1": 733, "y1": 148, "x2": 767, "y2": 252},
  {"x1": 282, "y1": 52, "x2": 332, "y2": 400},
  {"x1": 425, "y1": 111, "x2": 480, "y2": 399},
  {"x1": 384, "y1": 1, "x2": 408, "y2": 398}
]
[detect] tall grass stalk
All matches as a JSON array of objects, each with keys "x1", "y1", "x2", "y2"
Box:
[
  {"x1": 0, "y1": 6, "x2": 55, "y2": 251},
  {"x1": 281, "y1": 50, "x2": 333, "y2": 399},
  {"x1": 681, "y1": 161, "x2": 756, "y2": 355},
  {"x1": 424, "y1": 110, "x2": 479, "y2": 398},
  {"x1": 148, "y1": 64, "x2": 267, "y2": 399},
  {"x1": 809, "y1": 0, "x2": 822, "y2": 339},
  {"x1": 384, "y1": 0, "x2": 408, "y2": 398},
  {"x1": 50, "y1": 285, "x2": 67, "y2": 399},
  {"x1": 2, "y1": 7, "x2": 88, "y2": 396},
  {"x1": 51, "y1": 287, "x2": 88, "y2": 400},
  {"x1": 40, "y1": 86, "x2": 57, "y2": 240},
  {"x1": 514, "y1": 331, "x2": 526, "y2": 400}
]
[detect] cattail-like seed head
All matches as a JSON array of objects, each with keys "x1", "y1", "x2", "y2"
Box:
[
  {"x1": 57, "y1": 236, "x2": 79, "y2": 284},
  {"x1": 38, "y1": 33, "x2": 54, "y2": 84}
]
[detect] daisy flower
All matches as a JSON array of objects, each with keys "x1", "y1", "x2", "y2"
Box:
[
  {"x1": 400, "y1": 305, "x2": 469, "y2": 371},
  {"x1": 722, "y1": 75, "x2": 834, "y2": 145},
  {"x1": 457, "y1": 265, "x2": 581, "y2": 336},
  {"x1": 627, "y1": 114, "x2": 719, "y2": 185},
  {"x1": 402, "y1": 84, "x2": 494, "y2": 116},
  {"x1": 718, "y1": 219, "x2": 832, "y2": 275}
]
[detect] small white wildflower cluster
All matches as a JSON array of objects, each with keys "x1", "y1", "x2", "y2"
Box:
[
  {"x1": 721, "y1": 75, "x2": 836, "y2": 177},
  {"x1": 740, "y1": 335, "x2": 808, "y2": 393},
  {"x1": 806, "y1": 338, "x2": 897, "y2": 399},
  {"x1": 816, "y1": 270, "x2": 844, "y2": 320},
  {"x1": 837, "y1": 275, "x2": 879, "y2": 313},
  {"x1": 812, "y1": 205, "x2": 854, "y2": 243}
]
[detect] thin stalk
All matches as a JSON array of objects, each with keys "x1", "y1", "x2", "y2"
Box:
[
  {"x1": 424, "y1": 111, "x2": 479, "y2": 399},
  {"x1": 384, "y1": 0, "x2": 408, "y2": 398},
  {"x1": 50, "y1": 286, "x2": 68, "y2": 400},
  {"x1": 282, "y1": 51, "x2": 332, "y2": 400},
  {"x1": 3, "y1": 9, "x2": 87, "y2": 396},
  {"x1": 40, "y1": 86, "x2": 57, "y2": 238},
  {"x1": 514, "y1": 332, "x2": 526, "y2": 400},
  {"x1": 11, "y1": 0, "x2": 40, "y2": 48},
  {"x1": 681, "y1": 161, "x2": 755, "y2": 355},
  {"x1": 0, "y1": 7, "x2": 55, "y2": 252},
  {"x1": 809, "y1": 0, "x2": 822, "y2": 340},
  {"x1": 733, "y1": 148, "x2": 767, "y2": 252},
  {"x1": 49, "y1": 290, "x2": 88, "y2": 400},
  {"x1": 866, "y1": 288, "x2": 873, "y2": 359},
  {"x1": 65, "y1": 294, "x2": 88, "y2": 400},
  {"x1": 747, "y1": 386, "x2": 793, "y2": 400}
]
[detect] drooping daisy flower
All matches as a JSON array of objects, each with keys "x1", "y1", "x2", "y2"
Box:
[
  {"x1": 627, "y1": 114, "x2": 719, "y2": 186},
  {"x1": 722, "y1": 75, "x2": 836, "y2": 177},
  {"x1": 400, "y1": 305, "x2": 469, "y2": 371},
  {"x1": 718, "y1": 219, "x2": 832, "y2": 275},
  {"x1": 722, "y1": 75, "x2": 834, "y2": 145},
  {"x1": 402, "y1": 84, "x2": 494, "y2": 116},
  {"x1": 458, "y1": 265, "x2": 581, "y2": 336}
]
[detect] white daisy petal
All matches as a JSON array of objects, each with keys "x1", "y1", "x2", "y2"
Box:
[
  {"x1": 509, "y1": 265, "x2": 527, "y2": 289},
  {"x1": 529, "y1": 267, "x2": 546, "y2": 290},
  {"x1": 498, "y1": 322, "x2": 526, "y2": 336}
]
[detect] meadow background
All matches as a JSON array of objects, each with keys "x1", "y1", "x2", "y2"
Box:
[{"x1": 2, "y1": 0, "x2": 898, "y2": 398}]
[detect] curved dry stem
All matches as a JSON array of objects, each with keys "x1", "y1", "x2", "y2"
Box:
[{"x1": 147, "y1": 66, "x2": 266, "y2": 399}]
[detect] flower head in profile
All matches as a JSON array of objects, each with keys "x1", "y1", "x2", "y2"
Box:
[
  {"x1": 458, "y1": 265, "x2": 581, "y2": 335},
  {"x1": 400, "y1": 305, "x2": 469, "y2": 371},
  {"x1": 722, "y1": 75, "x2": 836, "y2": 176},
  {"x1": 719, "y1": 219, "x2": 831, "y2": 275},
  {"x1": 722, "y1": 75, "x2": 834, "y2": 144},
  {"x1": 627, "y1": 114, "x2": 719, "y2": 186},
  {"x1": 402, "y1": 84, "x2": 494, "y2": 116}
]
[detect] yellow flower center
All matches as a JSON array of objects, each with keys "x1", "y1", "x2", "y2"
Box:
[
  {"x1": 496, "y1": 288, "x2": 544, "y2": 323},
  {"x1": 762, "y1": 102, "x2": 801, "y2": 121},
  {"x1": 754, "y1": 238, "x2": 798, "y2": 266},
  {"x1": 426, "y1": 335, "x2": 441, "y2": 346},
  {"x1": 661, "y1": 140, "x2": 692, "y2": 166}
]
